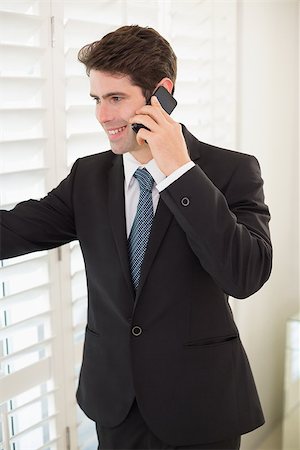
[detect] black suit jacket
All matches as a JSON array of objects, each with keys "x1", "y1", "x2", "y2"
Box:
[{"x1": 0, "y1": 126, "x2": 272, "y2": 445}]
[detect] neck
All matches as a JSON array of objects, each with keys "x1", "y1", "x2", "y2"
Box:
[{"x1": 129, "y1": 145, "x2": 152, "y2": 164}]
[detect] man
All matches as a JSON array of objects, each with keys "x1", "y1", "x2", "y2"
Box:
[{"x1": 0, "y1": 26, "x2": 272, "y2": 449}]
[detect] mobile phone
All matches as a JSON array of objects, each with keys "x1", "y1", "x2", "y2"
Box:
[{"x1": 131, "y1": 86, "x2": 177, "y2": 134}]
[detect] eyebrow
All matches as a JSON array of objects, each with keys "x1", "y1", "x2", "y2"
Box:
[{"x1": 90, "y1": 92, "x2": 128, "y2": 99}]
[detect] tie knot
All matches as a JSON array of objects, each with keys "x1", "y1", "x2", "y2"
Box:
[{"x1": 133, "y1": 168, "x2": 154, "y2": 192}]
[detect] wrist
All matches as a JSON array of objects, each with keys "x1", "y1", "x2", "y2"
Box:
[{"x1": 163, "y1": 157, "x2": 192, "y2": 177}]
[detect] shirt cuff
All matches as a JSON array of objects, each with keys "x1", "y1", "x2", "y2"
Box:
[{"x1": 156, "y1": 161, "x2": 195, "y2": 192}]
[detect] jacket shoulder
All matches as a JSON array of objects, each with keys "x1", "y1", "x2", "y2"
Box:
[
  {"x1": 183, "y1": 126, "x2": 256, "y2": 166},
  {"x1": 182, "y1": 125, "x2": 262, "y2": 192},
  {"x1": 76, "y1": 150, "x2": 115, "y2": 166},
  {"x1": 71, "y1": 150, "x2": 121, "y2": 175}
]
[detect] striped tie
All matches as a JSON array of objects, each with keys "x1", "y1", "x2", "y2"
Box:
[{"x1": 128, "y1": 168, "x2": 154, "y2": 290}]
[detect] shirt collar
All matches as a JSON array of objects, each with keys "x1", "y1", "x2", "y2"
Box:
[{"x1": 123, "y1": 152, "x2": 166, "y2": 189}]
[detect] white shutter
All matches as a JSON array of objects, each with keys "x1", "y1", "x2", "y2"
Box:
[
  {"x1": 169, "y1": 0, "x2": 237, "y2": 149},
  {"x1": 0, "y1": 2, "x2": 66, "y2": 449}
]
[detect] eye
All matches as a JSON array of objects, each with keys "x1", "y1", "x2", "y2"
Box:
[
  {"x1": 111, "y1": 96, "x2": 122, "y2": 103},
  {"x1": 91, "y1": 95, "x2": 100, "y2": 105}
]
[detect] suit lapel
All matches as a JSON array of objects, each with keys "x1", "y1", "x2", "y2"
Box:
[{"x1": 108, "y1": 156, "x2": 135, "y2": 298}]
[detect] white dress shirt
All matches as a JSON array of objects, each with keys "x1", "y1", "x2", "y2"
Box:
[{"x1": 123, "y1": 152, "x2": 195, "y2": 237}]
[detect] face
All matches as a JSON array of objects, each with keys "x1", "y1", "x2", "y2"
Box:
[{"x1": 89, "y1": 70, "x2": 151, "y2": 161}]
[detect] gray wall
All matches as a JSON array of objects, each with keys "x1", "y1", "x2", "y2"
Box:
[{"x1": 235, "y1": 1, "x2": 299, "y2": 448}]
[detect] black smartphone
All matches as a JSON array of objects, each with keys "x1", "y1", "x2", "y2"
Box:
[{"x1": 131, "y1": 86, "x2": 177, "y2": 134}]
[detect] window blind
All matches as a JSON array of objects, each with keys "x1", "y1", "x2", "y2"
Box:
[
  {"x1": 0, "y1": 2, "x2": 63, "y2": 449},
  {"x1": 169, "y1": 0, "x2": 237, "y2": 148}
]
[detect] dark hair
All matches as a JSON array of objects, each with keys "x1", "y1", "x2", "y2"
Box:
[{"x1": 78, "y1": 25, "x2": 177, "y2": 100}]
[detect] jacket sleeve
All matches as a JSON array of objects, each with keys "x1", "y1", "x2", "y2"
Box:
[
  {"x1": 159, "y1": 155, "x2": 272, "y2": 299},
  {"x1": 0, "y1": 160, "x2": 79, "y2": 260}
]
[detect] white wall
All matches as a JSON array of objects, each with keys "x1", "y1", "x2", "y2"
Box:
[{"x1": 235, "y1": 1, "x2": 299, "y2": 448}]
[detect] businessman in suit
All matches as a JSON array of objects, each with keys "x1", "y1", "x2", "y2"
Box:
[{"x1": 0, "y1": 26, "x2": 272, "y2": 449}]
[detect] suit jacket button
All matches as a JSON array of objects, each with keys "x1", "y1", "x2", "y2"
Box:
[
  {"x1": 181, "y1": 197, "x2": 190, "y2": 206},
  {"x1": 132, "y1": 326, "x2": 142, "y2": 336}
]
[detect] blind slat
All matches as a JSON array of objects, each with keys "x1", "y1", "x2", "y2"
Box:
[
  {"x1": 0, "y1": 338, "x2": 52, "y2": 365},
  {"x1": 0, "y1": 284, "x2": 50, "y2": 309},
  {"x1": 0, "y1": 357, "x2": 52, "y2": 403},
  {"x1": 0, "y1": 311, "x2": 51, "y2": 339}
]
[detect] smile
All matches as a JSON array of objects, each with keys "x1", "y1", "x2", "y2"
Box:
[{"x1": 108, "y1": 126, "x2": 127, "y2": 135}]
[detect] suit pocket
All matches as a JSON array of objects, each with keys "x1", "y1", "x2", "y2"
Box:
[
  {"x1": 86, "y1": 325, "x2": 101, "y2": 338},
  {"x1": 183, "y1": 333, "x2": 238, "y2": 348}
]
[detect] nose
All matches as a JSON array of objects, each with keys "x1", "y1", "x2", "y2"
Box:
[{"x1": 96, "y1": 102, "x2": 114, "y2": 123}]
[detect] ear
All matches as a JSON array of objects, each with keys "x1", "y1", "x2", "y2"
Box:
[{"x1": 156, "y1": 78, "x2": 174, "y2": 94}]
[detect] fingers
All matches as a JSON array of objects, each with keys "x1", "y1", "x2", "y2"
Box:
[
  {"x1": 130, "y1": 94, "x2": 175, "y2": 146},
  {"x1": 132, "y1": 95, "x2": 173, "y2": 125},
  {"x1": 151, "y1": 95, "x2": 174, "y2": 123},
  {"x1": 150, "y1": 95, "x2": 173, "y2": 121},
  {"x1": 135, "y1": 127, "x2": 151, "y2": 146},
  {"x1": 130, "y1": 114, "x2": 158, "y2": 132}
]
